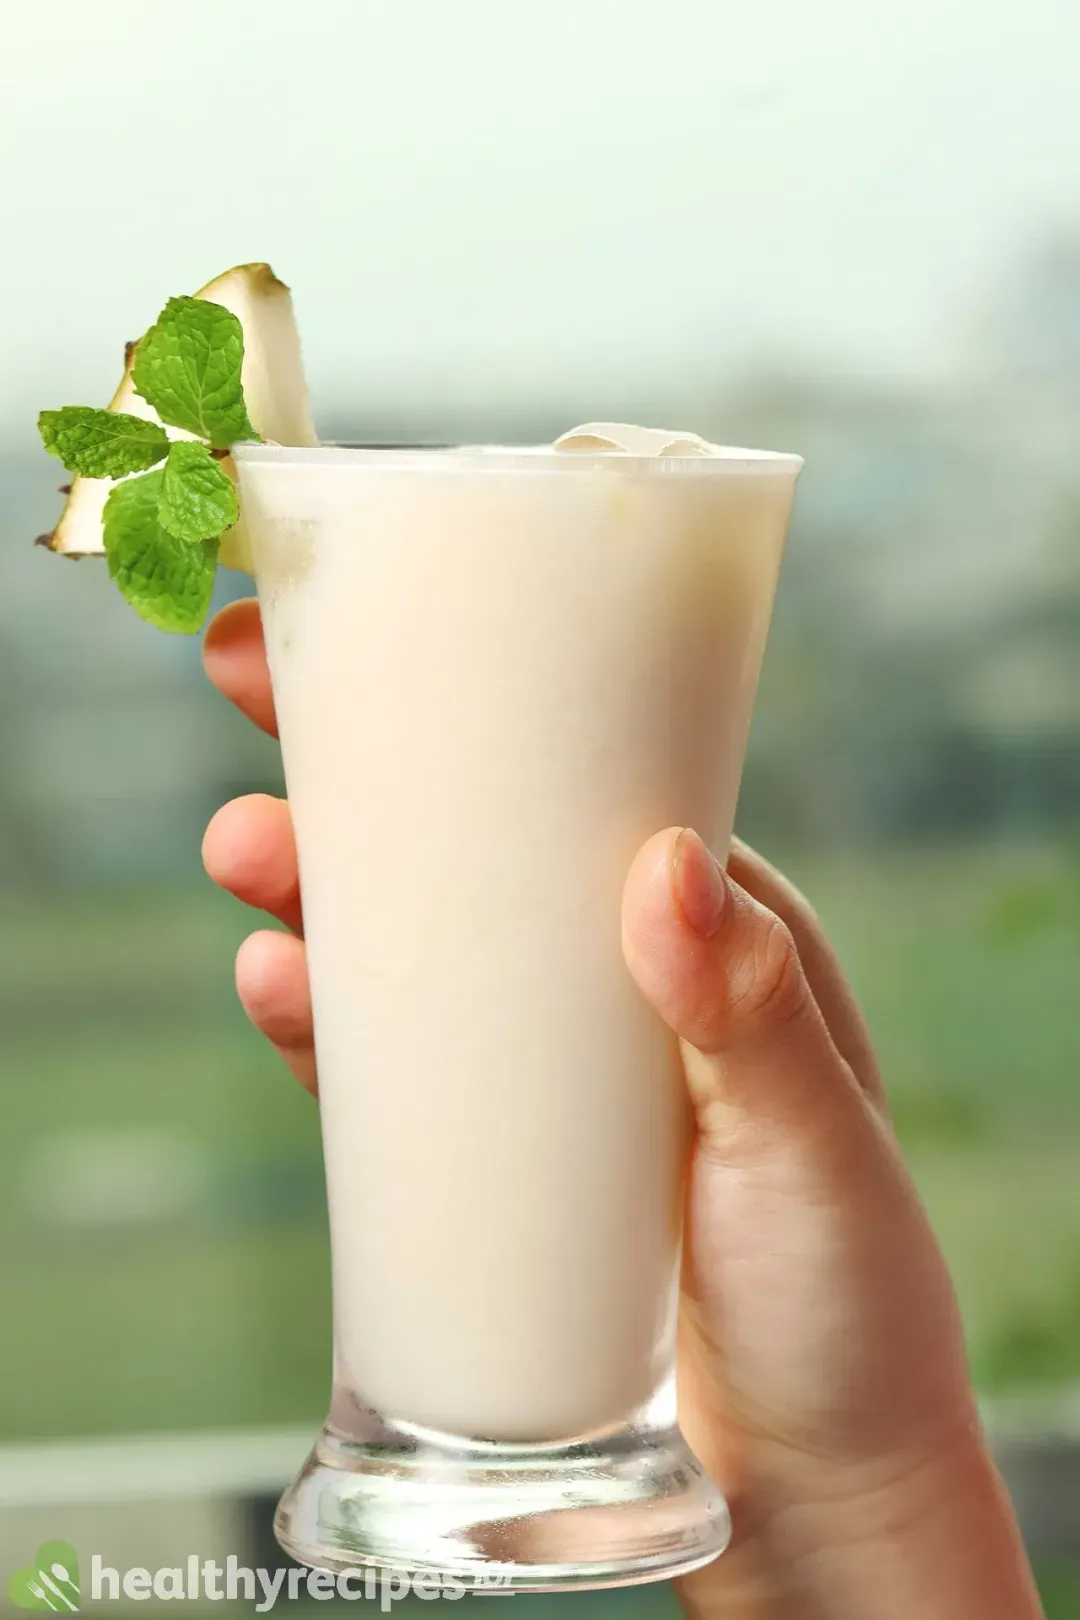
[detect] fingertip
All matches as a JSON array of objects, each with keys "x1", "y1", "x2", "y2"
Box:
[
  {"x1": 235, "y1": 929, "x2": 318, "y2": 1095},
  {"x1": 202, "y1": 598, "x2": 278, "y2": 736},
  {"x1": 236, "y1": 925, "x2": 295, "y2": 1002},
  {"x1": 201, "y1": 799, "x2": 237, "y2": 885},
  {"x1": 202, "y1": 794, "x2": 301, "y2": 931},
  {"x1": 203, "y1": 596, "x2": 262, "y2": 662},
  {"x1": 622, "y1": 826, "x2": 685, "y2": 956},
  {"x1": 672, "y1": 828, "x2": 729, "y2": 940},
  {"x1": 235, "y1": 928, "x2": 313, "y2": 1046},
  {"x1": 622, "y1": 827, "x2": 715, "y2": 1019}
]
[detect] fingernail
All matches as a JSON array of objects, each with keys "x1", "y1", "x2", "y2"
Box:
[{"x1": 673, "y1": 827, "x2": 727, "y2": 939}]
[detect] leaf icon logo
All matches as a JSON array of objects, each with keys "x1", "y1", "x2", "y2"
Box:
[{"x1": 9, "y1": 1543, "x2": 80, "y2": 1612}]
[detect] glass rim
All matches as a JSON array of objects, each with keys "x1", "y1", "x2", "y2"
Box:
[{"x1": 231, "y1": 441, "x2": 804, "y2": 477}]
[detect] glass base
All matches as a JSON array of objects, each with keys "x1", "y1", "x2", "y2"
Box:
[{"x1": 275, "y1": 1404, "x2": 730, "y2": 1593}]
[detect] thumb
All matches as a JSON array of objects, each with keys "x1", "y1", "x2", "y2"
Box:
[
  {"x1": 622, "y1": 826, "x2": 873, "y2": 1165},
  {"x1": 621, "y1": 827, "x2": 969, "y2": 1469}
]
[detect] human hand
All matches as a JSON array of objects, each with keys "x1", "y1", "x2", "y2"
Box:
[{"x1": 202, "y1": 598, "x2": 1041, "y2": 1620}]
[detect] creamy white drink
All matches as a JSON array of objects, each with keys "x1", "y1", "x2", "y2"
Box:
[
  {"x1": 236, "y1": 433, "x2": 800, "y2": 1448},
  {"x1": 37, "y1": 247, "x2": 792, "y2": 1579}
]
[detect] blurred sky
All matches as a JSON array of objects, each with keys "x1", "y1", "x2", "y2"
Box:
[{"x1": 2, "y1": 0, "x2": 1079, "y2": 441}]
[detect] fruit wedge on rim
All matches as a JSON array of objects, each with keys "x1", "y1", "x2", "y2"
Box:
[{"x1": 41, "y1": 262, "x2": 317, "y2": 575}]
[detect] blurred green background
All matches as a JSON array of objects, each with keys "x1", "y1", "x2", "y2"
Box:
[{"x1": 2, "y1": 0, "x2": 1080, "y2": 1610}]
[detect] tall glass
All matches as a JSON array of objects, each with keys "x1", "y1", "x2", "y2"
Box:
[{"x1": 233, "y1": 442, "x2": 802, "y2": 1591}]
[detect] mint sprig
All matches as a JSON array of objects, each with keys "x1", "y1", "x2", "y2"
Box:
[
  {"x1": 159, "y1": 442, "x2": 239, "y2": 544},
  {"x1": 104, "y1": 471, "x2": 218, "y2": 633},
  {"x1": 38, "y1": 294, "x2": 261, "y2": 633},
  {"x1": 38, "y1": 407, "x2": 170, "y2": 478},
  {"x1": 133, "y1": 297, "x2": 258, "y2": 448}
]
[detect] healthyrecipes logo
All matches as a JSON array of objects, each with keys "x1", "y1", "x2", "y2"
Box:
[
  {"x1": 9, "y1": 1543, "x2": 81, "y2": 1611},
  {"x1": 9, "y1": 1547, "x2": 514, "y2": 1611}
]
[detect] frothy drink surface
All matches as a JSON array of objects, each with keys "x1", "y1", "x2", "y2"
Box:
[{"x1": 242, "y1": 443, "x2": 796, "y2": 1442}]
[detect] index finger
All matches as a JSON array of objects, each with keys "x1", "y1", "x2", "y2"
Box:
[
  {"x1": 727, "y1": 836, "x2": 887, "y2": 1114},
  {"x1": 202, "y1": 598, "x2": 278, "y2": 736}
]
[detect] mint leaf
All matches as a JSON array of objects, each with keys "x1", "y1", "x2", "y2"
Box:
[
  {"x1": 103, "y1": 470, "x2": 218, "y2": 633},
  {"x1": 158, "y1": 441, "x2": 239, "y2": 544},
  {"x1": 132, "y1": 297, "x2": 258, "y2": 448},
  {"x1": 38, "y1": 406, "x2": 170, "y2": 478}
]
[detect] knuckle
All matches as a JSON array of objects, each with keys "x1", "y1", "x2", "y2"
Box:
[{"x1": 731, "y1": 911, "x2": 807, "y2": 1030}]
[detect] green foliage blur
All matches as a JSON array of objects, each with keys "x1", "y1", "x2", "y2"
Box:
[
  {"x1": 5, "y1": 840, "x2": 1080, "y2": 1440},
  {"x1": 1038, "y1": 1566, "x2": 1080, "y2": 1618}
]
